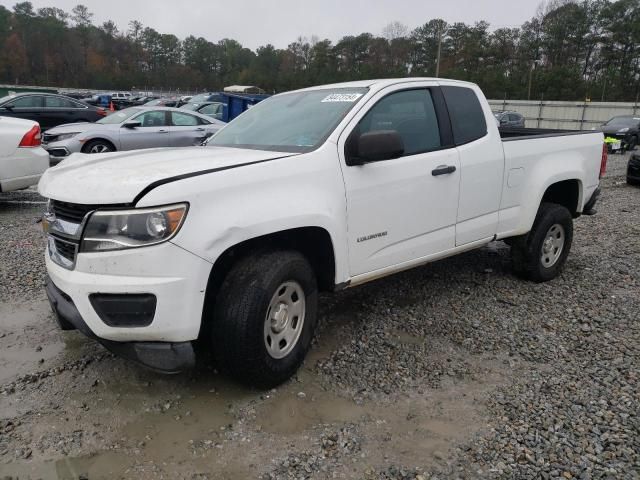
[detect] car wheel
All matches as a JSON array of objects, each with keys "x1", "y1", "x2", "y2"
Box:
[
  {"x1": 510, "y1": 203, "x2": 573, "y2": 283},
  {"x1": 82, "y1": 139, "x2": 114, "y2": 154},
  {"x1": 212, "y1": 250, "x2": 318, "y2": 388},
  {"x1": 627, "y1": 176, "x2": 640, "y2": 186}
]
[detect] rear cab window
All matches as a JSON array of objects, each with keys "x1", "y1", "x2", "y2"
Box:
[{"x1": 441, "y1": 86, "x2": 487, "y2": 145}]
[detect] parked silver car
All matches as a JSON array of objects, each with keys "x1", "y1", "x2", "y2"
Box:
[{"x1": 42, "y1": 107, "x2": 225, "y2": 164}]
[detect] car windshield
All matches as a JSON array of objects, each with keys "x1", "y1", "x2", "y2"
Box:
[
  {"x1": 207, "y1": 88, "x2": 368, "y2": 152},
  {"x1": 190, "y1": 93, "x2": 213, "y2": 103},
  {"x1": 605, "y1": 116, "x2": 640, "y2": 127},
  {"x1": 96, "y1": 108, "x2": 142, "y2": 124}
]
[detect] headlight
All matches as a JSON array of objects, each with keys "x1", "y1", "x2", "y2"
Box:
[
  {"x1": 55, "y1": 132, "x2": 80, "y2": 141},
  {"x1": 81, "y1": 203, "x2": 188, "y2": 252},
  {"x1": 618, "y1": 127, "x2": 630, "y2": 133}
]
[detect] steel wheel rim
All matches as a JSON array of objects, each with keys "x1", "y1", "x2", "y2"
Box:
[
  {"x1": 540, "y1": 223, "x2": 565, "y2": 268},
  {"x1": 264, "y1": 281, "x2": 306, "y2": 359},
  {"x1": 89, "y1": 144, "x2": 110, "y2": 153}
]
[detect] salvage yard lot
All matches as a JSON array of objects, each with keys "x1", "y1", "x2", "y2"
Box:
[{"x1": 0, "y1": 154, "x2": 638, "y2": 479}]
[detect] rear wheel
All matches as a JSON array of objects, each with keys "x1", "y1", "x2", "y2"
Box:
[
  {"x1": 211, "y1": 250, "x2": 318, "y2": 388},
  {"x1": 510, "y1": 203, "x2": 573, "y2": 283},
  {"x1": 82, "y1": 139, "x2": 114, "y2": 154}
]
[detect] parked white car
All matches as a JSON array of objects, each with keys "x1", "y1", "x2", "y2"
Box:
[
  {"x1": 38, "y1": 78, "x2": 605, "y2": 387},
  {"x1": 0, "y1": 117, "x2": 49, "y2": 192}
]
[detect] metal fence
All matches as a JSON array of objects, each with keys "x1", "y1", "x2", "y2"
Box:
[{"x1": 488, "y1": 99, "x2": 640, "y2": 130}]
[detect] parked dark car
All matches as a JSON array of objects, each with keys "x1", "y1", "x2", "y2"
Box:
[
  {"x1": 494, "y1": 110, "x2": 526, "y2": 128},
  {"x1": 627, "y1": 153, "x2": 640, "y2": 186},
  {"x1": 600, "y1": 115, "x2": 640, "y2": 151},
  {"x1": 0, "y1": 92, "x2": 107, "y2": 129},
  {"x1": 180, "y1": 101, "x2": 225, "y2": 121},
  {"x1": 144, "y1": 97, "x2": 180, "y2": 107}
]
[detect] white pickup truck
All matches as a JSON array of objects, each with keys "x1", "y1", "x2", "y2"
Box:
[{"x1": 39, "y1": 78, "x2": 606, "y2": 387}]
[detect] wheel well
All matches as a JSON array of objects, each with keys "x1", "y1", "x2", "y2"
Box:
[
  {"x1": 81, "y1": 138, "x2": 116, "y2": 153},
  {"x1": 199, "y1": 227, "x2": 336, "y2": 340},
  {"x1": 541, "y1": 179, "x2": 581, "y2": 217}
]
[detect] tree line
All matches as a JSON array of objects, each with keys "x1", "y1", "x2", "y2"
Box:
[{"x1": 0, "y1": 0, "x2": 639, "y2": 101}]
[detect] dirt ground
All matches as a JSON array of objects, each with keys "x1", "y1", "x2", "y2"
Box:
[{"x1": 0, "y1": 152, "x2": 638, "y2": 479}]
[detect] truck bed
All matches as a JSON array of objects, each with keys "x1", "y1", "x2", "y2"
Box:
[{"x1": 499, "y1": 127, "x2": 597, "y2": 142}]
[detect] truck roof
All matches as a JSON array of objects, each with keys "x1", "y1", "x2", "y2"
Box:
[{"x1": 291, "y1": 77, "x2": 477, "y2": 93}]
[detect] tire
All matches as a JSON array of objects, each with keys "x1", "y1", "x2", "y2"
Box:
[
  {"x1": 627, "y1": 176, "x2": 640, "y2": 186},
  {"x1": 510, "y1": 203, "x2": 573, "y2": 283},
  {"x1": 212, "y1": 250, "x2": 318, "y2": 388},
  {"x1": 82, "y1": 139, "x2": 114, "y2": 154}
]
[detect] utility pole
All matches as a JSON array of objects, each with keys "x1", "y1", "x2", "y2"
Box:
[
  {"x1": 435, "y1": 24, "x2": 443, "y2": 78},
  {"x1": 527, "y1": 62, "x2": 535, "y2": 101}
]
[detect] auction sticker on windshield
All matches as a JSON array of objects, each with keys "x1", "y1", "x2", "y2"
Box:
[{"x1": 321, "y1": 93, "x2": 364, "y2": 103}]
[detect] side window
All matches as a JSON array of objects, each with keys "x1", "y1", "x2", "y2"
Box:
[
  {"x1": 200, "y1": 103, "x2": 222, "y2": 116},
  {"x1": 356, "y1": 89, "x2": 441, "y2": 156},
  {"x1": 45, "y1": 96, "x2": 77, "y2": 108},
  {"x1": 171, "y1": 111, "x2": 199, "y2": 126},
  {"x1": 7, "y1": 96, "x2": 43, "y2": 108},
  {"x1": 441, "y1": 86, "x2": 487, "y2": 145},
  {"x1": 133, "y1": 111, "x2": 168, "y2": 127}
]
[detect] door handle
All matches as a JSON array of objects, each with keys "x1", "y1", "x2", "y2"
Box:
[
  {"x1": 158, "y1": 129, "x2": 169, "y2": 133},
  {"x1": 195, "y1": 127, "x2": 205, "y2": 131},
  {"x1": 432, "y1": 165, "x2": 457, "y2": 176}
]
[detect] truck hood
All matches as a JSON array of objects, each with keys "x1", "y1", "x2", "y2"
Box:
[{"x1": 38, "y1": 146, "x2": 296, "y2": 204}]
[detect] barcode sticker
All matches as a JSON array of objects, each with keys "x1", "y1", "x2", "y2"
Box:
[{"x1": 321, "y1": 93, "x2": 363, "y2": 103}]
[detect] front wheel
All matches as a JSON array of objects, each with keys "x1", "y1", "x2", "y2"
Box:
[
  {"x1": 510, "y1": 203, "x2": 574, "y2": 283},
  {"x1": 82, "y1": 139, "x2": 114, "y2": 154},
  {"x1": 211, "y1": 250, "x2": 318, "y2": 388}
]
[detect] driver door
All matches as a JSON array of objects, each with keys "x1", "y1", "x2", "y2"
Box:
[
  {"x1": 119, "y1": 110, "x2": 171, "y2": 150},
  {"x1": 338, "y1": 85, "x2": 461, "y2": 277}
]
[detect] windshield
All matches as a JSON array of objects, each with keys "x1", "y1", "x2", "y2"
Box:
[
  {"x1": 605, "y1": 116, "x2": 639, "y2": 127},
  {"x1": 180, "y1": 103, "x2": 200, "y2": 111},
  {"x1": 208, "y1": 88, "x2": 368, "y2": 152},
  {"x1": 190, "y1": 93, "x2": 214, "y2": 103},
  {"x1": 96, "y1": 108, "x2": 141, "y2": 124}
]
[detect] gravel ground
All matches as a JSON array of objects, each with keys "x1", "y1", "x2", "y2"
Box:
[{"x1": 0, "y1": 153, "x2": 638, "y2": 479}]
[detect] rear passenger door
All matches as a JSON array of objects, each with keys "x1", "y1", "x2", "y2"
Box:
[
  {"x1": 169, "y1": 111, "x2": 211, "y2": 146},
  {"x1": 43, "y1": 96, "x2": 84, "y2": 129},
  {"x1": 440, "y1": 85, "x2": 505, "y2": 246},
  {"x1": 339, "y1": 85, "x2": 461, "y2": 277}
]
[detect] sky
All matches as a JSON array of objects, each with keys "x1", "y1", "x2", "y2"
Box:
[{"x1": 0, "y1": 0, "x2": 544, "y2": 49}]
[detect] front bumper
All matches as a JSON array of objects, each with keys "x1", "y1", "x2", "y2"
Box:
[
  {"x1": 42, "y1": 139, "x2": 82, "y2": 165},
  {"x1": 45, "y1": 277, "x2": 195, "y2": 373},
  {"x1": 45, "y1": 241, "x2": 212, "y2": 342}
]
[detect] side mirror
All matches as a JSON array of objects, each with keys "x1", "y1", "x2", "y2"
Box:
[
  {"x1": 346, "y1": 130, "x2": 404, "y2": 166},
  {"x1": 123, "y1": 121, "x2": 141, "y2": 129},
  {"x1": 3, "y1": 105, "x2": 14, "y2": 111}
]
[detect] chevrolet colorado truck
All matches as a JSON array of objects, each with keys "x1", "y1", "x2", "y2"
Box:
[{"x1": 39, "y1": 78, "x2": 606, "y2": 387}]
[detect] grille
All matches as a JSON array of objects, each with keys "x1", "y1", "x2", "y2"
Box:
[
  {"x1": 51, "y1": 200, "x2": 101, "y2": 223},
  {"x1": 53, "y1": 238, "x2": 77, "y2": 263}
]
